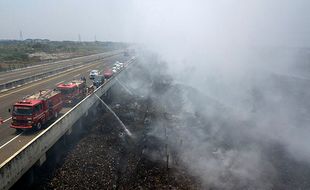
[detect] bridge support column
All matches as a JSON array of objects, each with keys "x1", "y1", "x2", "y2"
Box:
[
  {"x1": 90, "y1": 106, "x2": 96, "y2": 118},
  {"x1": 36, "y1": 153, "x2": 46, "y2": 167},
  {"x1": 23, "y1": 167, "x2": 35, "y2": 188},
  {"x1": 66, "y1": 127, "x2": 72, "y2": 136}
]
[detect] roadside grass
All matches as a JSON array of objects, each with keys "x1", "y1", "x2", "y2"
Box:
[{"x1": 0, "y1": 40, "x2": 128, "y2": 71}]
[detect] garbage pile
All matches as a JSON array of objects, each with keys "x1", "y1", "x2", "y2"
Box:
[
  {"x1": 43, "y1": 60, "x2": 200, "y2": 189},
  {"x1": 34, "y1": 53, "x2": 310, "y2": 190}
]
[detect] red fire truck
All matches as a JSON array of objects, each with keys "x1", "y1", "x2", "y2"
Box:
[
  {"x1": 57, "y1": 79, "x2": 87, "y2": 105},
  {"x1": 103, "y1": 68, "x2": 114, "y2": 79},
  {"x1": 10, "y1": 89, "x2": 63, "y2": 131}
]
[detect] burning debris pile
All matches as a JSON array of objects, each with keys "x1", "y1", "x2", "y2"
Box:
[
  {"x1": 36, "y1": 53, "x2": 310, "y2": 190},
  {"x1": 42, "y1": 60, "x2": 200, "y2": 189}
]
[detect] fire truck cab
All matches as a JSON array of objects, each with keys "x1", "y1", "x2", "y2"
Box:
[
  {"x1": 10, "y1": 89, "x2": 63, "y2": 131},
  {"x1": 57, "y1": 80, "x2": 87, "y2": 105}
]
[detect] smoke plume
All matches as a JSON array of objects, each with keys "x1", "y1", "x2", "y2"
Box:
[{"x1": 125, "y1": 0, "x2": 310, "y2": 189}]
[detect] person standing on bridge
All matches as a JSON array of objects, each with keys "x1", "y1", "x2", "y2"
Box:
[{"x1": 81, "y1": 76, "x2": 86, "y2": 83}]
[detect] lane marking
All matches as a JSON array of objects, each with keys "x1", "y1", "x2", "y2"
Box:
[
  {"x1": 0, "y1": 55, "x2": 131, "y2": 167},
  {"x1": 73, "y1": 74, "x2": 80, "y2": 78},
  {"x1": 0, "y1": 54, "x2": 121, "y2": 151},
  {"x1": 3, "y1": 117, "x2": 12, "y2": 123},
  {"x1": 0, "y1": 52, "x2": 108, "y2": 78},
  {"x1": 0, "y1": 60, "x2": 103, "y2": 99},
  {"x1": 56, "y1": 80, "x2": 65, "y2": 85},
  {"x1": 0, "y1": 67, "x2": 62, "y2": 82},
  {"x1": 0, "y1": 52, "x2": 120, "y2": 98},
  {"x1": 0, "y1": 133, "x2": 23, "y2": 150}
]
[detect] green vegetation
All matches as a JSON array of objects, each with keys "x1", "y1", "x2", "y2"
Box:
[{"x1": 0, "y1": 40, "x2": 128, "y2": 71}]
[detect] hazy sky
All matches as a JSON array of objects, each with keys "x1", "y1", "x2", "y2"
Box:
[
  {"x1": 1, "y1": 1, "x2": 310, "y2": 187},
  {"x1": 0, "y1": 0, "x2": 310, "y2": 47},
  {"x1": 0, "y1": 0, "x2": 135, "y2": 41}
]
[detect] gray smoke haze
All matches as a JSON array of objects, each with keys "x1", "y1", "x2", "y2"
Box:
[
  {"x1": 124, "y1": 0, "x2": 310, "y2": 189},
  {"x1": 129, "y1": 0, "x2": 310, "y2": 111},
  {"x1": 2, "y1": 0, "x2": 310, "y2": 188}
]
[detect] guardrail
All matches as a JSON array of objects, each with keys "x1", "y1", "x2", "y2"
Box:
[
  {"x1": 0, "y1": 50, "x2": 123, "y2": 74},
  {"x1": 0, "y1": 57, "x2": 136, "y2": 190},
  {"x1": 0, "y1": 51, "x2": 122, "y2": 91}
]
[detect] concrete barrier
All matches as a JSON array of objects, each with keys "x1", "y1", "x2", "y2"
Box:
[
  {"x1": 0, "y1": 57, "x2": 136, "y2": 190},
  {"x1": 0, "y1": 51, "x2": 122, "y2": 91},
  {"x1": 0, "y1": 50, "x2": 122, "y2": 73}
]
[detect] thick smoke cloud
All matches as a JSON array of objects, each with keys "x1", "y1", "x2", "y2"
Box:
[
  {"x1": 126, "y1": 0, "x2": 310, "y2": 188},
  {"x1": 130, "y1": 0, "x2": 310, "y2": 108}
]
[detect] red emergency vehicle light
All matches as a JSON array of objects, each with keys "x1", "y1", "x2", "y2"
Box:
[
  {"x1": 57, "y1": 83, "x2": 77, "y2": 88},
  {"x1": 16, "y1": 99, "x2": 42, "y2": 106}
]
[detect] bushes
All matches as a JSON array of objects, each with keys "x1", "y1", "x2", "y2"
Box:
[
  {"x1": 0, "y1": 40, "x2": 129, "y2": 64},
  {"x1": 2, "y1": 51, "x2": 29, "y2": 61}
]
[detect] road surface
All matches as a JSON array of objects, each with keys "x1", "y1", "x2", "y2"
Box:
[
  {"x1": 0, "y1": 51, "x2": 120, "y2": 85},
  {"x1": 0, "y1": 52, "x2": 127, "y2": 164}
]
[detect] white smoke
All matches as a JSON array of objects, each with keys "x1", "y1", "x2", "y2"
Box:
[{"x1": 124, "y1": 0, "x2": 310, "y2": 188}]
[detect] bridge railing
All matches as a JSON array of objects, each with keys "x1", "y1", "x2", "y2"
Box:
[
  {"x1": 0, "y1": 56, "x2": 136, "y2": 190},
  {"x1": 0, "y1": 51, "x2": 122, "y2": 92}
]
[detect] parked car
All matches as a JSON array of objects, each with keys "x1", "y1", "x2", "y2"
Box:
[{"x1": 89, "y1": 70, "x2": 99, "y2": 79}]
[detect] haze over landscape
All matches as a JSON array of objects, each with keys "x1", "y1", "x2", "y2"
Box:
[
  {"x1": 1, "y1": 0, "x2": 310, "y2": 46},
  {"x1": 1, "y1": 0, "x2": 310, "y2": 189}
]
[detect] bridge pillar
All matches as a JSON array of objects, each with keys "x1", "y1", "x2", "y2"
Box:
[
  {"x1": 23, "y1": 167, "x2": 35, "y2": 188},
  {"x1": 66, "y1": 127, "x2": 73, "y2": 136},
  {"x1": 36, "y1": 153, "x2": 46, "y2": 167}
]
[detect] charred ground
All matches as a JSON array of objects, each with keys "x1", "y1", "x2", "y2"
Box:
[
  {"x1": 28, "y1": 55, "x2": 200, "y2": 189},
  {"x1": 21, "y1": 52, "x2": 310, "y2": 190}
]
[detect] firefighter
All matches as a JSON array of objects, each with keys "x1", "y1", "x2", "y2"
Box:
[
  {"x1": 0, "y1": 117, "x2": 3, "y2": 125},
  {"x1": 87, "y1": 85, "x2": 95, "y2": 95},
  {"x1": 81, "y1": 76, "x2": 86, "y2": 83}
]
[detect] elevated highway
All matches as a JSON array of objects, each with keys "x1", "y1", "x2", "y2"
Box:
[
  {"x1": 0, "y1": 51, "x2": 124, "y2": 84},
  {"x1": 0, "y1": 51, "x2": 135, "y2": 189}
]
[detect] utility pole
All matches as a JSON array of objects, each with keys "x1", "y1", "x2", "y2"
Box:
[
  {"x1": 94, "y1": 35, "x2": 97, "y2": 42},
  {"x1": 19, "y1": 30, "x2": 23, "y2": 41},
  {"x1": 78, "y1": 34, "x2": 81, "y2": 42}
]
